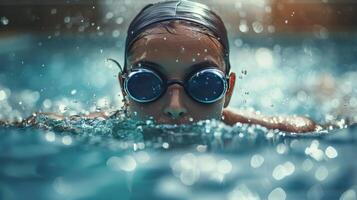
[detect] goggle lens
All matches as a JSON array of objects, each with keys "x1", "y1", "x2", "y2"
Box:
[
  {"x1": 126, "y1": 71, "x2": 163, "y2": 102},
  {"x1": 187, "y1": 70, "x2": 226, "y2": 103}
]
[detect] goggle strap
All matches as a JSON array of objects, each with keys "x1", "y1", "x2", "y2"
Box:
[{"x1": 107, "y1": 58, "x2": 124, "y2": 74}]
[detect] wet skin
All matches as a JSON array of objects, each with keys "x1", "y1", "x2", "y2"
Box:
[{"x1": 120, "y1": 22, "x2": 235, "y2": 124}]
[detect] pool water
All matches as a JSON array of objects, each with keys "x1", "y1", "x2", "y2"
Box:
[{"x1": 0, "y1": 33, "x2": 356, "y2": 200}]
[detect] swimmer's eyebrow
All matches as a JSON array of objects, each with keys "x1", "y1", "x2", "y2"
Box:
[
  {"x1": 188, "y1": 60, "x2": 221, "y2": 73},
  {"x1": 131, "y1": 59, "x2": 222, "y2": 75}
]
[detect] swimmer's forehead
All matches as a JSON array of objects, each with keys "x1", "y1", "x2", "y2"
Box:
[{"x1": 127, "y1": 24, "x2": 225, "y2": 76}]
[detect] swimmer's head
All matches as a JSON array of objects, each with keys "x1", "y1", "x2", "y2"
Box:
[{"x1": 118, "y1": 0, "x2": 236, "y2": 124}]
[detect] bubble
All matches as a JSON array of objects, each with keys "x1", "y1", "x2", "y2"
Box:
[
  {"x1": 265, "y1": 6, "x2": 272, "y2": 13},
  {"x1": 107, "y1": 156, "x2": 137, "y2": 172},
  {"x1": 196, "y1": 145, "x2": 207, "y2": 152},
  {"x1": 267, "y1": 25, "x2": 275, "y2": 33},
  {"x1": 272, "y1": 162, "x2": 295, "y2": 180},
  {"x1": 116, "y1": 17, "x2": 124, "y2": 24},
  {"x1": 180, "y1": 170, "x2": 197, "y2": 186},
  {"x1": 1, "y1": 16, "x2": 9, "y2": 25},
  {"x1": 162, "y1": 142, "x2": 169, "y2": 149},
  {"x1": 276, "y1": 143, "x2": 287, "y2": 154},
  {"x1": 325, "y1": 146, "x2": 338, "y2": 159},
  {"x1": 70, "y1": 89, "x2": 77, "y2": 95},
  {"x1": 0, "y1": 90, "x2": 7, "y2": 101},
  {"x1": 45, "y1": 131, "x2": 56, "y2": 142},
  {"x1": 134, "y1": 151, "x2": 150, "y2": 163},
  {"x1": 305, "y1": 140, "x2": 324, "y2": 161},
  {"x1": 217, "y1": 159, "x2": 232, "y2": 174},
  {"x1": 250, "y1": 154, "x2": 264, "y2": 168},
  {"x1": 340, "y1": 189, "x2": 356, "y2": 200},
  {"x1": 64, "y1": 16, "x2": 71, "y2": 23},
  {"x1": 228, "y1": 184, "x2": 261, "y2": 200},
  {"x1": 234, "y1": 38, "x2": 243, "y2": 47},
  {"x1": 53, "y1": 177, "x2": 71, "y2": 194},
  {"x1": 105, "y1": 12, "x2": 114, "y2": 19},
  {"x1": 302, "y1": 159, "x2": 313, "y2": 171},
  {"x1": 43, "y1": 99, "x2": 52, "y2": 109},
  {"x1": 252, "y1": 21, "x2": 263, "y2": 33},
  {"x1": 50, "y1": 8, "x2": 57, "y2": 15},
  {"x1": 268, "y1": 187, "x2": 286, "y2": 200},
  {"x1": 112, "y1": 30, "x2": 120, "y2": 37},
  {"x1": 62, "y1": 136, "x2": 72, "y2": 145},
  {"x1": 239, "y1": 20, "x2": 249, "y2": 33},
  {"x1": 315, "y1": 166, "x2": 328, "y2": 181},
  {"x1": 255, "y1": 48, "x2": 274, "y2": 68}
]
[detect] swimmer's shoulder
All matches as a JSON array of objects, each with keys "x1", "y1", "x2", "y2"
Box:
[{"x1": 222, "y1": 108, "x2": 319, "y2": 133}]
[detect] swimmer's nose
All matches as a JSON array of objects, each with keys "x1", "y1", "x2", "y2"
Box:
[{"x1": 163, "y1": 85, "x2": 187, "y2": 119}]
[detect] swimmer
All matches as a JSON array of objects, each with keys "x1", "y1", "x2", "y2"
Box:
[{"x1": 3, "y1": 0, "x2": 318, "y2": 133}]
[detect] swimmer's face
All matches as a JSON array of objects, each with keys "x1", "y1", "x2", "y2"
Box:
[{"x1": 119, "y1": 22, "x2": 235, "y2": 124}]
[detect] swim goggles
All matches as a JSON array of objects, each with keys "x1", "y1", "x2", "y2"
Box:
[{"x1": 108, "y1": 59, "x2": 229, "y2": 104}]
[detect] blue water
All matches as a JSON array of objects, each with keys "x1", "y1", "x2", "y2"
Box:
[{"x1": 0, "y1": 33, "x2": 356, "y2": 200}]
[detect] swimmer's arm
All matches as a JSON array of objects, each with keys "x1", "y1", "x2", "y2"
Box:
[{"x1": 222, "y1": 108, "x2": 320, "y2": 133}]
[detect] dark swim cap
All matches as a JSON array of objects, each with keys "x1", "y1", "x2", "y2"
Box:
[{"x1": 124, "y1": 0, "x2": 230, "y2": 74}]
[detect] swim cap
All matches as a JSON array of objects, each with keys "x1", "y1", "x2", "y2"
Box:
[{"x1": 124, "y1": 0, "x2": 230, "y2": 74}]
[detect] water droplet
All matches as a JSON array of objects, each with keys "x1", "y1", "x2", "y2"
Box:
[
  {"x1": 162, "y1": 142, "x2": 169, "y2": 149},
  {"x1": 112, "y1": 30, "x2": 120, "y2": 38},
  {"x1": 105, "y1": 12, "x2": 114, "y2": 19},
  {"x1": 116, "y1": 17, "x2": 124, "y2": 24},
  {"x1": 70, "y1": 89, "x2": 77, "y2": 95}
]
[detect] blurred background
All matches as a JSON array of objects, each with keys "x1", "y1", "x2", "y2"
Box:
[{"x1": 0, "y1": 0, "x2": 356, "y2": 124}]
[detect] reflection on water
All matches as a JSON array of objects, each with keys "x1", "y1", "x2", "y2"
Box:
[{"x1": 0, "y1": 117, "x2": 356, "y2": 200}]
